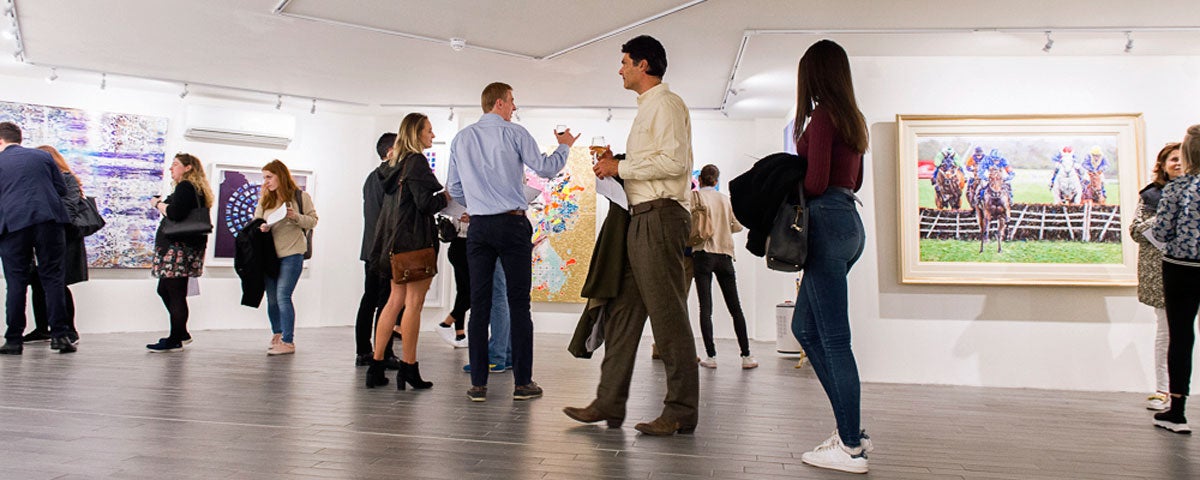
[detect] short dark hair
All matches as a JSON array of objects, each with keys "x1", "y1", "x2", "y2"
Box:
[
  {"x1": 621, "y1": 35, "x2": 667, "y2": 78},
  {"x1": 376, "y1": 132, "x2": 397, "y2": 160},
  {"x1": 0, "y1": 122, "x2": 22, "y2": 143},
  {"x1": 699, "y1": 164, "x2": 719, "y2": 187},
  {"x1": 481, "y1": 82, "x2": 512, "y2": 113}
]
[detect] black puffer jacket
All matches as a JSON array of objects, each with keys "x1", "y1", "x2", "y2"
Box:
[{"x1": 368, "y1": 153, "x2": 448, "y2": 280}]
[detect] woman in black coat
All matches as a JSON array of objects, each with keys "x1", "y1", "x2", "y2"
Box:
[
  {"x1": 23, "y1": 145, "x2": 88, "y2": 345},
  {"x1": 365, "y1": 113, "x2": 449, "y2": 389}
]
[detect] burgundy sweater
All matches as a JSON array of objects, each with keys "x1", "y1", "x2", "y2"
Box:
[{"x1": 795, "y1": 106, "x2": 863, "y2": 197}]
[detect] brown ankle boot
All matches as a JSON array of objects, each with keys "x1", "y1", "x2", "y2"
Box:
[
  {"x1": 563, "y1": 405, "x2": 623, "y2": 428},
  {"x1": 634, "y1": 416, "x2": 696, "y2": 436}
]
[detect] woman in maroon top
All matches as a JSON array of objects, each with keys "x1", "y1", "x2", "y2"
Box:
[{"x1": 789, "y1": 40, "x2": 872, "y2": 475}]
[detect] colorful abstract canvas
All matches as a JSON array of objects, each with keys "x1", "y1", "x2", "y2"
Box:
[
  {"x1": 211, "y1": 165, "x2": 311, "y2": 263},
  {"x1": 525, "y1": 146, "x2": 596, "y2": 303},
  {"x1": 0, "y1": 100, "x2": 168, "y2": 268}
]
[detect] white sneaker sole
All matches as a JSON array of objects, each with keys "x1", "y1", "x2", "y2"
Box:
[
  {"x1": 1154, "y1": 420, "x2": 1192, "y2": 433},
  {"x1": 801, "y1": 454, "x2": 868, "y2": 474},
  {"x1": 147, "y1": 347, "x2": 182, "y2": 353}
]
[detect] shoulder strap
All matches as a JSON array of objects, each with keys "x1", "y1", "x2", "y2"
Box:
[{"x1": 293, "y1": 189, "x2": 305, "y2": 215}]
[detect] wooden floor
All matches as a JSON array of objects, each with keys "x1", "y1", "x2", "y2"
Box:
[{"x1": 0, "y1": 327, "x2": 1196, "y2": 480}]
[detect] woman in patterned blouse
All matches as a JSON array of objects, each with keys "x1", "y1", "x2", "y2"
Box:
[{"x1": 1151, "y1": 125, "x2": 1200, "y2": 434}]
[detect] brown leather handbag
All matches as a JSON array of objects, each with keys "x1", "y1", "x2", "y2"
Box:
[{"x1": 390, "y1": 247, "x2": 437, "y2": 284}]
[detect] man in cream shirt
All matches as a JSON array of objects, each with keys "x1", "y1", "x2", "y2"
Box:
[{"x1": 563, "y1": 35, "x2": 699, "y2": 436}]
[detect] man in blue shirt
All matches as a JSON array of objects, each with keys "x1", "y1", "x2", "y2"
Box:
[
  {"x1": 0, "y1": 122, "x2": 75, "y2": 355},
  {"x1": 447, "y1": 82, "x2": 579, "y2": 402}
]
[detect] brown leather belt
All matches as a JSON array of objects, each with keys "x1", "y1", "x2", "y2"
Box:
[
  {"x1": 629, "y1": 198, "x2": 679, "y2": 216},
  {"x1": 505, "y1": 209, "x2": 525, "y2": 216}
]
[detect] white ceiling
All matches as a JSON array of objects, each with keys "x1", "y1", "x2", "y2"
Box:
[{"x1": 8, "y1": 0, "x2": 1200, "y2": 118}]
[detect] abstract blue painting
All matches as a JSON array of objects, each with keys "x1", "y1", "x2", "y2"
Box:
[{"x1": 0, "y1": 100, "x2": 169, "y2": 268}]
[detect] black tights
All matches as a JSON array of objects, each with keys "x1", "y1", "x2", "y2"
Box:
[
  {"x1": 1164, "y1": 260, "x2": 1200, "y2": 397},
  {"x1": 446, "y1": 237, "x2": 469, "y2": 329},
  {"x1": 157, "y1": 277, "x2": 190, "y2": 342}
]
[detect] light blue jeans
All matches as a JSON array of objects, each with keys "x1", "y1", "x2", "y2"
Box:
[
  {"x1": 790, "y1": 189, "x2": 866, "y2": 448},
  {"x1": 488, "y1": 258, "x2": 512, "y2": 367},
  {"x1": 265, "y1": 254, "x2": 304, "y2": 344}
]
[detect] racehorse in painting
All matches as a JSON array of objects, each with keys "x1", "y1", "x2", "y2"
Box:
[
  {"x1": 1050, "y1": 154, "x2": 1083, "y2": 205},
  {"x1": 1083, "y1": 170, "x2": 1107, "y2": 204},
  {"x1": 933, "y1": 163, "x2": 965, "y2": 209},
  {"x1": 977, "y1": 166, "x2": 1011, "y2": 253}
]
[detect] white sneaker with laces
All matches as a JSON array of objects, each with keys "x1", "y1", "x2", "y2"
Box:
[
  {"x1": 452, "y1": 336, "x2": 469, "y2": 348},
  {"x1": 1147, "y1": 392, "x2": 1170, "y2": 411},
  {"x1": 699, "y1": 357, "x2": 717, "y2": 368},
  {"x1": 817, "y1": 429, "x2": 874, "y2": 453},
  {"x1": 434, "y1": 323, "x2": 457, "y2": 347},
  {"x1": 801, "y1": 440, "x2": 868, "y2": 474},
  {"x1": 741, "y1": 355, "x2": 758, "y2": 369}
]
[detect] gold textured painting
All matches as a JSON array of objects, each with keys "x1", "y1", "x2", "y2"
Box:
[{"x1": 525, "y1": 146, "x2": 596, "y2": 303}]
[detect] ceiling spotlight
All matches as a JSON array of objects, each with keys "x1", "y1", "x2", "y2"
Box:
[
  {"x1": 728, "y1": 88, "x2": 738, "y2": 96},
  {"x1": 513, "y1": 111, "x2": 521, "y2": 122},
  {"x1": 1124, "y1": 31, "x2": 1134, "y2": 53},
  {"x1": 449, "y1": 37, "x2": 466, "y2": 52},
  {"x1": 179, "y1": 83, "x2": 189, "y2": 99},
  {"x1": 1042, "y1": 31, "x2": 1054, "y2": 53},
  {"x1": 275, "y1": 94, "x2": 282, "y2": 110},
  {"x1": 310, "y1": 98, "x2": 316, "y2": 114},
  {"x1": 605, "y1": 108, "x2": 612, "y2": 123},
  {"x1": 46, "y1": 67, "x2": 57, "y2": 83},
  {"x1": 448, "y1": 107, "x2": 454, "y2": 121},
  {"x1": 12, "y1": 49, "x2": 22, "y2": 62},
  {"x1": 100, "y1": 72, "x2": 107, "y2": 90}
]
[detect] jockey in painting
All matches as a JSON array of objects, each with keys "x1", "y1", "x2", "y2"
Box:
[
  {"x1": 1081, "y1": 145, "x2": 1110, "y2": 200},
  {"x1": 975, "y1": 148, "x2": 1015, "y2": 204}
]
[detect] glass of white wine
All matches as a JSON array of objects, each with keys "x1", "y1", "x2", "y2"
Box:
[{"x1": 590, "y1": 136, "x2": 607, "y2": 163}]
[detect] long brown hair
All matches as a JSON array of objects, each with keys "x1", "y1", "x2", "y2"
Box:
[
  {"x1": 36, "y1": 145, "x2": 72, "y2": 174},
  {"x1": 387, "y1": 113, "x2": 429, "y2": 166},
  {"x1": 174, "y1": 153, "x2": 214, "y2": 208},
  {"x1": 258, "y1": 159, "x2": 299, "y2": 210},
  {"x1": 793, "y1": 40, "x2": 868, "y2": 154},
  {"x1": 1152, "y1": 142, "x2": 1181, "y2": 186}
]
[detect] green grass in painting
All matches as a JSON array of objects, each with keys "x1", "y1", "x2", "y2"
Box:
[{"x1": 919, "y1": 238, "x2": 1123, "y2": 264}]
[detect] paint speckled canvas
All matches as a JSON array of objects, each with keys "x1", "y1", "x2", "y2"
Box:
[
  {"x1": 0, "y1": 100, "x2": 168, "y2": 268},
  {"x1": 525, "y1": 146, "x2": 595, "y2": 303}
]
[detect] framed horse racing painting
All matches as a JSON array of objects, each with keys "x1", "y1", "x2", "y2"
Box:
[{"x1": 896, "y1": 114, "x2": 1145, "y2": 286}]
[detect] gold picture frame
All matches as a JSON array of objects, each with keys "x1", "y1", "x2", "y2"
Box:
[{"x1": 896, "y1": 114, "x2": 1144, "y2": 286}]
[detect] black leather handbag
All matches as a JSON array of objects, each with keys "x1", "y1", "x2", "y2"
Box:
[
  {"x1": 70, "y1": 196, "x2": 106, "y2": 237},
  {"x1": 160, "y1": 190, "x2": 213, "y2": 238},
  {"x1": 765, "y1": 186, "x2": 808, "y2": 272}
]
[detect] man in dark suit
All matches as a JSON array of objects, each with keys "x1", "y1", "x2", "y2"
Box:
[{"x1": 0, "y1": 121, "x2": 75, "y2": 354}]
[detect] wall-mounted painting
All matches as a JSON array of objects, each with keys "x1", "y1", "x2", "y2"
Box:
[
  {"x1": 0, "y1": 100, "x2": 168, "y2": 269},
  {"x1": 896, "y1": 114, "x2": 1144, "y2": 285},
  {"x1": 209, "y1": 164, "x2": 313, "y2": 265},
  {"x1": 525, "y1": 146, "x2": 596, "y2": 303}
]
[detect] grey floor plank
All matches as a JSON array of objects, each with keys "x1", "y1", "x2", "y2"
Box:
[{"x1": 0, "y1": 327, "x2": 1196, "y2": 480}]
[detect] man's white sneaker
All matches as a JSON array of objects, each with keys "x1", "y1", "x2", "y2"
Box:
[
  {"x1": 434, "y1": 323, "x2": 457, "y2": 347},
  {"x1": 741, "y1": 355, "x2": 758, "y2": 369},
  {"x1": 816, "y1": 429, "x2": 874, "y2": 453},
  {"x1": 801, "y1": 441, "x2": 868, "y2": 474},
  {"x1": 699, "y1": 357, "x2": 717, "y2": 368},
  {"x1": 1147, "y1": 392, "x2": 1170, "y2": 411}
]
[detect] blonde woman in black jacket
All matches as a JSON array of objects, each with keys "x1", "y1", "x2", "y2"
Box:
[{"x1": 366, "y1": 113, "x2": 449, "y2": 389}]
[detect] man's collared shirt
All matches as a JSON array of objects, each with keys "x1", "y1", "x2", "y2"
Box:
[
  {"x1": 447, "y1": 113, "x2": 569, "y2": 216},
  {"x1": 618, "y1": 82, "x2": 693, "y2": 209}
]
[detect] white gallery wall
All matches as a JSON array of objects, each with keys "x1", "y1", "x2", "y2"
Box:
[{"x1": 2, "y1": 53, "x2": 1199, "y2": 392}]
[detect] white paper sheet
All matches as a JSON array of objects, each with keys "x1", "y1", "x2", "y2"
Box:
[
  {"x1": 264, "y1": 206, "x2": 287, "y2": 226},
  {"x1": 594, "y1": 177, "x2": 628, "y2": 210},
  {"x1": 440, "y1": 198, "x2": 467, "y2": 219},
  {"x1": 524, "y1": 185, "x2": 541, "y2": 204}
]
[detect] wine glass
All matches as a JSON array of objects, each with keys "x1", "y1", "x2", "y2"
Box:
[
  {"x1": 590, "y1": 136, "x2": 607, "y2": 163},
  {"x1": 555, "y1": 124, "x2": 568, "y2": 134}
]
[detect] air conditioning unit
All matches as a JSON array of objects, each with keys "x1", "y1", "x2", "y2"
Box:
[{"x1": 184, "y1": 105, "x2": 296, "y2": 149}]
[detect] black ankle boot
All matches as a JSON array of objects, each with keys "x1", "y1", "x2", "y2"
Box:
[
  {"x1": 365, "y1": 359, "x2": 390, "y2": 388},
  {"x1": 1154, "y1": 395, "x2": 1190, "y2": 433},
  {"x1": 399, "y1": 361, "x2": 433, "y2": 390}
]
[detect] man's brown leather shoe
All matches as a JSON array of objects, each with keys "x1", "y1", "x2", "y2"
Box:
[
  {"x1": 634, "y1": 416, "x2": 696, "y2": 436},
  {"x1": 563, "y1": 405, "x2": 622, "y2": 428}
]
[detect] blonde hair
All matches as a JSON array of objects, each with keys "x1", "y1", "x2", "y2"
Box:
[
  {"x1": 387, "y1": 113, "x2": 429, "y2": 166},
  {"x1": 258, "y1": 159, "x2": 299, "y2": 210},
  {"x1": 1184, "y1": 125, "x2": 1200, "y2": 176},
  {"x1": 174, "y1": 153, "x2": 213, "y2": 208}
]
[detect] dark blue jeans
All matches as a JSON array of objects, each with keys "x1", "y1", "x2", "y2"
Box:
[
  {"x1": 265, "y1": 254, "x2": 304, "y2": 344},
  {"x1": 466, "y1": 213, "x2": 533, "y2": 387},
  {"x1": 790, "y1": 189, "x2": 866, "y2": 448}
]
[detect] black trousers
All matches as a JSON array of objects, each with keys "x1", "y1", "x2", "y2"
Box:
[
  {"x1": 30, "y1": 268, "x2": 76, "y2": 334},
  {"x1": 2, "y1": 221, "x2": 69, "y2": 342},
  {"x1": 354, "y1": 262, "x2": 397, "y2": 357},
  {"x1": 156, "y1": 278, "x2": 190, "y2": 342},
  {"x1": 446, "y1": 237, "x2": 470, "y2": 328},
  {"x1": 466, "y1": 213, "x2": 533, "y2": 387},
  {"x1": 1164, "y1": 260, "x2": 1200, "y2": 396},
  {"x1": 692, "y1": 251, "x2": 751, "y2": 358}
]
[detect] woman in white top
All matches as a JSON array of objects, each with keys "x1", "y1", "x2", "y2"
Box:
[{"x1": 692, "y1": 164, "x2": 756, "y2": 369}]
